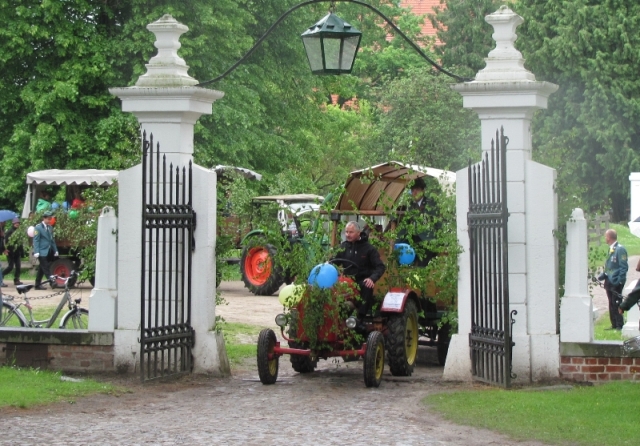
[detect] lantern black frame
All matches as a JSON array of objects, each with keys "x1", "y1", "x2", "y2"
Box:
[{"x1": 198, "y1": 0, "x2": 470, "y2": 86}]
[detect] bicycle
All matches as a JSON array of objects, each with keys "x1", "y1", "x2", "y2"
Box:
[{"x1": 0, "y1": 271, "x2": 89, "y2": 329}]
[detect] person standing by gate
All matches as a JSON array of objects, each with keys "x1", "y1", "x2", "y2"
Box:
[
  {"x1": 598, "y1": 229, "x2": 628, "y2": 330},
  {"x1": 33, "y1": 211, "x2": 58, "y2": 290},
  {"x1": 3, "y1": 217, "x2": 24, "y2": 285}
]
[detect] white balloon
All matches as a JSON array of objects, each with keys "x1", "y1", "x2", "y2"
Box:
[{"x1": 27, "y1": 226, "x2": 35, "y2": 237}]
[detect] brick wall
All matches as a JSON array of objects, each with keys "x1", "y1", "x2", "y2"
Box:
[
  {"x1": 560, "y1": 341, "x2": 640, "y2": 382},
  {"x1": 48, "y1": 344, "x2": 114, "y2": 372},
  {"x1": 0, "y1": 329, "x2": 114, "y2": 373}
]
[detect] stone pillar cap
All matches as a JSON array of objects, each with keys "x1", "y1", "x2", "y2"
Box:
[
  {"x1": 135, "y1": 14, "x2": 198, "y2": 87},
  {"x1": 474, "y1": 5, "x2": 535, "y2": 83}
]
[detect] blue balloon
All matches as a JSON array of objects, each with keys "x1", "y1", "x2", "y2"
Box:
[
  {"x1": 394, "y1": 243, "x2": 416, "y2": 265},
  {"x1": 51, "y1": 202, "x2": 60, "y2": 210},
  {"x1": 62, "y1": 201, "x2": 70, "y2": 210},
  {"x1": 307, "y1": 263, "x2": 339, "y2": 289}
]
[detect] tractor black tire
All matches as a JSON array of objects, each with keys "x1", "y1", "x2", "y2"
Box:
[
  {"x1": 257, "y1": 328, "x2": 279, "y2": 385},
  {"x1": 50, "y1": 258, "x2": 76, "y2": 289},
  {"x1": 288, "y1": 340, "x2": 317, "y2": 373},
  {"x1": 288, "y1": 314, "x2": 317, "y2": 373},
  {"x1": 386, "y1": 299, "x2": 419, "y2": 376},
  {"x1": 437, "y1": 323, "x2": 451, "y2": 366},
  {"x1": 241, "y1": 242, "x2": 284, "y2": 296},
  {"x1": 363, "y1": 330, "x2": 385, "y2": 388}
]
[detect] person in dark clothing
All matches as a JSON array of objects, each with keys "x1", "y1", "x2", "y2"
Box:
[
  {"x1": 3, "y1": 217, "x2": 24, "y2": 285},
  {"x1": 394, "y1": 177, "x2": 438, "y2": 267},
  {"x1": 618, "y1": 257, "x2": 640, "y2": 317},
  {"x1": 333, "y1": 221, "x2": 386, "y2": 320},
  {"x1": 597, "y1": 229, "x2": 628, "y2": 330}
]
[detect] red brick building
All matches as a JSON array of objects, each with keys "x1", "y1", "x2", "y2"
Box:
[{"x1": 400, "y1": 0, "x2": 442, "y2": 38}]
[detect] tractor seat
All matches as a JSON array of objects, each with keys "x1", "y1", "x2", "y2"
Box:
[{"x1": 16, "y1": 284, "x2": 35, "y2": 295}]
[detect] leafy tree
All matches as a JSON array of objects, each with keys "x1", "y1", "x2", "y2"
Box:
[
  {"x1": 428, "y1": 0, "x2": 505, "y2": 78},
  {"x1": 0, "y1": 0, "x2": 142, "y2": 209},
  {"x1": 365, "y1": 67, "x2": 480, "y2": 170},
  {"x1": 515, "y1": 0, "x2": 640, "y2": 221}
]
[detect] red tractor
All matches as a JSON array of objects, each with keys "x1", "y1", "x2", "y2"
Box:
[{"x1": 257, "y1": 270, "x2": 420, "y2": 388}]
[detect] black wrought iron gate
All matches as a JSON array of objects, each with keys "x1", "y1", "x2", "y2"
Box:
[
  {"x1": 468, "y1": 127, "x2": 516, "y2": 388},
  {"x1": 140, "y1": 132, "x2": 196, "y2": 382}
]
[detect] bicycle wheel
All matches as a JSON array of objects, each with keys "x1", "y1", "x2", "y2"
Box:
[
  {"x1": 1, "y1": 301, "x2": 27, "y2": 327},
  {"x1": 61, "y1": 308, "x2": 89, "y2": 329}
]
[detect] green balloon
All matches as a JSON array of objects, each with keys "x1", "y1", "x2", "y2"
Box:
[
  {"x1": 278, "y1": 284, "x2": 305, "y2": 307},
  {"x1": 68, "y1": 210, "x2": 79, "y2": 220}
]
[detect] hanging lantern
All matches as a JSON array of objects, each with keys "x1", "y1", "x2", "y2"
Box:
[{"x1": 301, "y1": 12, "x2": 362, "y2": 75}]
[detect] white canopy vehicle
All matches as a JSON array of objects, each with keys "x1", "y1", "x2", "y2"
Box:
[
  {"x1": 21, "y1": 169, "x2": 119, "y2": 287},
  {"x1": 22, "y1": 169, "x2": 118, "y2": 218}
]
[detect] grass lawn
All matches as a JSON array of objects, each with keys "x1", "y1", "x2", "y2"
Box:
[
  {"x1": 222, "y1": 322, "x2": 262, "y2": 365},
  {"x1": 424, "y1": 381, "x2": 640, "y2": 446},
  {"x1": 594, "y1": 311, "x2": 631, "y2": 341},
  {"x1": 0, "y1": 366, "x2": 120, "y2": 409},
  {"x1": 613, "y1": 223, "x2": 640, "y2": 256}
]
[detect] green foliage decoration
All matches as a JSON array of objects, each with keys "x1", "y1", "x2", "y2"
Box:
[
  {"x1": 247, "y1": 168, "x2": 461, "y2": 343},
  {"x1": 10, "y1": 184, "x2": 118, "y2": 283}
]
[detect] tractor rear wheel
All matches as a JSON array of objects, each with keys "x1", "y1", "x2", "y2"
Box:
[
  {"x1": 288, "y1": 341, "x2": 317, "y2": 373},
  {"x1": 363, "y1": 330, "x2": 385, "y2": 388},
  {"x1": 50, "y1": 258, "x2": 77, "y2": 289},
  {"x1": 241, "y1": 242, "x2": 284, "y2": 296},
  {"x1": 386, "y1": 299, "x2": 419, "y2": 376},
  {"x1": 288, "y1": 315, "x2": 317, "y2": 373},
  {"x1": 257, "y1": 328, "x2": 279, "y2": 385}
]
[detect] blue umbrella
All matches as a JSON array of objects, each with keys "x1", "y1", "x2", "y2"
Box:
[{"x1": 0, "y1": 210, "x2": 18, "y2": 223}]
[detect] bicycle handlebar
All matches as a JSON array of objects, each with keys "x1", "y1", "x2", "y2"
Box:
[{"x1": 48, "y1": 270, "x2": 78, "y2": 286}]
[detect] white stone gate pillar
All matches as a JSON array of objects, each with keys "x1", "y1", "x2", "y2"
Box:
[
  {"x1": 444, "y1": 6, "x2": 560, "y2": 382},
  {"x1": 109, "y1": 15, "x2": 229, "y2": 375}
]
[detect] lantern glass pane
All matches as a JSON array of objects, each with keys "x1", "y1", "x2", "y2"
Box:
[
  {"x1": 302, "y1": 37, "x2": 323, "y2": 72},
  {"x1": 340, "y1": 36, "x2": 360, "y2": 70},
  {"x1": 323, "y1": 37, "x2": 342, "y2": 70}
]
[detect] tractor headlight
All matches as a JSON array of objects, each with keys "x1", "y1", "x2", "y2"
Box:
[
  {"x1": 345, "y1": 316, "x2": 357, "y2": 329},
  {"x1": 275, "y1": 313, "x2": 288, "y2": 327}
]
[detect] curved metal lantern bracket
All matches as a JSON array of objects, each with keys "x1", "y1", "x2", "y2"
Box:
[{"x1": 197, "y1": 0, "x2": 471, "y2": 86}]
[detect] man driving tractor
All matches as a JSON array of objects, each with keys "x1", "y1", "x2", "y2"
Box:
[{"x1": 332, "y1": 221, "x2": 386, "y2": 328}]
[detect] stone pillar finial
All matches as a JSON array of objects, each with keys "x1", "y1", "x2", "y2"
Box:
[
  {"x1": 135, "y1": 14, "x2": 198, "y2": 87},
  {"x1": 475, "y1": 5, "x2": 535, "y2": 82}
]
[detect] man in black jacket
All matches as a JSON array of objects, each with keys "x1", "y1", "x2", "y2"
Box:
[{"x1": 333, "y1": 221, "x2": 386, "y2": 320}]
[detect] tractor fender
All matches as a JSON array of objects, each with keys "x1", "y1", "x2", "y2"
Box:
[
  {"x1": 380, "y1": 289, "x2": 420, "y2": 314},
  {"x1": 240, "y1": 229, "x2": 266, "y2": 245}
]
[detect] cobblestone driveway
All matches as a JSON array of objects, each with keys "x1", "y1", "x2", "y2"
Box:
[
  {"x1": 1, "y1": 347, "x2": 550, "y2": 446},
  {"x1": 0, "y1": 280, "x2": 553, "y2": 445}
]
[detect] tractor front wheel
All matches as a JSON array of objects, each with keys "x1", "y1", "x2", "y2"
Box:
[
  {"x1": 363, "y1": 331, "x2": 385, "y2": 388},
  {"x1": 386, "y1": 299, "x2": 419, "y2": 376},
  {"x1": 257, "y1": 328, "x2": 279, "y2": 385},
  {"x1": 241, "y1": 243, "x2": 284, "y2": 296}
]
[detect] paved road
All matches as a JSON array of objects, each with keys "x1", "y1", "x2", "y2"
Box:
[{"x1": 0, "y1": 281, "x2": 553, "y2": 446}]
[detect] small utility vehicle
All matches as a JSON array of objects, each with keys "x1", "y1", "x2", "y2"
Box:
[{"x1": 240, "y1": 194, "x2": 325, "y2": 295}]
